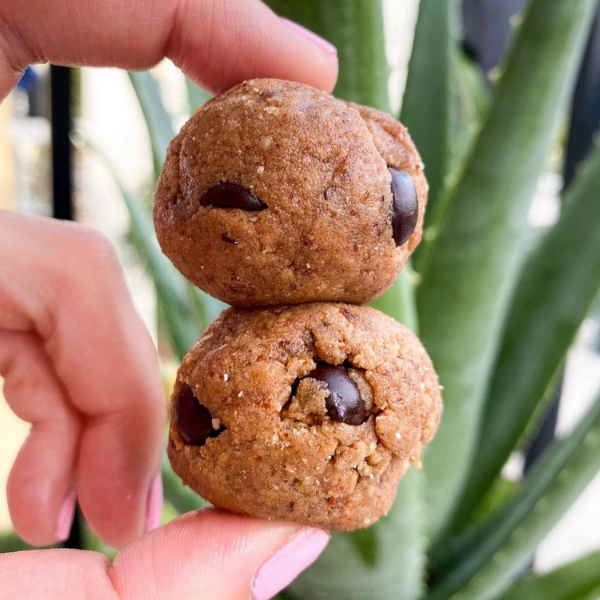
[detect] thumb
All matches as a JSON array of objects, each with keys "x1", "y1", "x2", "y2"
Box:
[
  {"x1": 0, "y1": 509, "x2": 329, "y2": 600},
  {"x1": 112, "y1": 509, "x2": 329, "y2": 600},
  {"x1": 0, "y1": 0, "x2": 339, "y2": 101}
]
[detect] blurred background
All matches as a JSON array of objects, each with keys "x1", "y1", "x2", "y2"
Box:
[{"x1": 1, "y1": 0, "x2": 600, "y2": 584}]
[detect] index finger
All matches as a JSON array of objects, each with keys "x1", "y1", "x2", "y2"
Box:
[
  {"x1": 0, "y1": 211, "x2": 166, "y2": 547},
  {"x1": 0, "y1": 0, "x2": 338, "y2": 101}
]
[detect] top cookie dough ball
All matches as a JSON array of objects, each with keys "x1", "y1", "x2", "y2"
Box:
[{"x1": 154, "y1": 79, "x2": 427, "y2": 307}]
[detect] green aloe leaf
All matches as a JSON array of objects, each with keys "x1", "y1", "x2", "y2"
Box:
[
  {"x1": 416, "y1": 0, "x2": 598, "y2": 539},
  {"x1": 455, "y1": 139, "x2": 600, "y2": 526},
  {"x1": 370, "y1": 267, "x2": 418, "y2": 332},
  {"x1": 82, "y1": 134, "x2": 200, "y2": 359},
  {"x1": 495, "y1": 549, "x2": 600, "y2": 600},
  {"x1": 185, "y1": 79, "x2": 212, "y2": 113},
  {"x1": 0, "y1": 532, "x2": 54, "y2": 553},
  {"x1": 265, "y1": 0, "x2": 390, "y2": 112},
  {"x1": 288, "y1": 468, "x2": 426, "y2": 600},
  {"x1": 426, "y1": 389, "x2": 600, "y2": 600},
  {"x1": 128, "y1": 71, "x2": 175, "y2": 175},
  {"x1": 451, "y1": 52, "x2": 489, "y2": 186},
  {"x1": 400, "y1": 0, "x2": 460, "y2": 225},
  {"x1": 161, "y1": 454, "x2": 209, "y2": 514},
  {"x1": 187, "y1": 282, "x2": 228, "y2": 331}
]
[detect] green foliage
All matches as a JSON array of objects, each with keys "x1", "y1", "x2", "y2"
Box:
[
  {"x1": 496, "y1": 549, "x2": 600, "y2": 600},
  {"x1": 417, "y1": 0, "x2": 598, "y2": 539},
  {"x1": 428, "y1": 389, "x2": 600, "y2": 600},
  {"x1": 370, "y1": 268, "x2": 418, "y2": 332},
  {"x1": 85, "y1": 0, "x2": 600, "y2": 597},
  {"x1": 185, "y1": 79, "x2": 212, "y2": 113},
  {"x1": 458, "y1": 138, "x2": 600, "y2": 526},
  {"x1": 0, "y1": 532, "x2": 54, "y2": 553},
  {"x1": 400, "y1": 0, "x2": 460, "y2": 220},
  {"x1": 161, "y1": 455, "x2": 210, "y2": 513},
  {"x1": 289, "y1": 469, "x2": 426, "y2": 600},
  {"x1": 128, "y1": 72, "x2": 175, "y2": 174},
  {"x1": 265, "y1": 0, "x2": 390, "y2": 112}
]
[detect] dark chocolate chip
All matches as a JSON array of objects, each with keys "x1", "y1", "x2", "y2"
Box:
[
  {"x1": 174, "y1": 384, "x2": 225, "y2": 446},
  {"x1": 200, "y1": 183, "x2": 266, "y2": 210},
  {"x1": 308, "y1": 363, "x2": 366, "y2": 425},
  {"x1": 341, "y1": 307, "x2": 359, "y2": 323},
  {"x1": 389, "y1": 168, "x2": 418, "y2": 247},
  {"x1": 221, "y1": 233, "x2": 237, "y2": 244}
]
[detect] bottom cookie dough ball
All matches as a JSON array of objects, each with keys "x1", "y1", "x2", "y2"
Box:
[{"x1": 167, "y1": 303, "x2": 442, "y2": 530}]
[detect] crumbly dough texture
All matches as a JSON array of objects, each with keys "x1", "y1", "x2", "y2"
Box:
[
  {"x1": 168, "y1": 303, "x2": 442, "y2": 530},
  {"x1": 154, "y1": 78, "x2": 427, "y2": 308}
]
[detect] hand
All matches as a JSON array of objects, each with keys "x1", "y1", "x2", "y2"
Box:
[
  {"x1": 1, "y1": 507, "x2": 329, "y2": 600},
  {"x1": 0, "y1": 0, "x2": 338, "y2": 102},
  {"x1": 0, "y1": 212, "x2": 329, "y2": 599},
  {"x1": 0, "y1": 1, "x2": 337, "y2": 596}
]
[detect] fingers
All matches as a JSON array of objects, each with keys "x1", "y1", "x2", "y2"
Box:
[
  {"x1": 0, "y1": 211, "x2": 166, "y2": 547},
  {"x1": 165, "y1": 2, "x2": 338, "y2": 94},
  {"x1": 0, "y1": 0, "x2": 338, "y2": 101},
  {"x1": 111, "y1": 510, "x2": 329, "y2": 600},
  {"x1": 0, "y1": 510, "x2": 330, "y2": 600},
  {"x1": 2, "y1": 330, "x2": 80, "y2": 546}
]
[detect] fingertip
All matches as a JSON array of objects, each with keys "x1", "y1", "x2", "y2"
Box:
[
  {"x1": 6, "y1": 422, "x2": 79, "y2": 547},
  {"x1": 252, "y1": 527, "x2": 330, "y2": 600},
  {"x1": 110, "y1": 509, "x2": 328, "y2": 600},
  {"x1": 76, "y1": 421, "x2": 161, "y2": 548},
  {"x1": 279, "y1": 18, "x2": 337, "y2": 56},
  {"x1": 278, "y1": 17, "x2": 339, "y2": 92},
  {"x1": 145, "y1": 473, "x2": 163, "y2": 533},
  {"x1": 55, "y1": 490, "x2": 77, "y2": 542},
  {"x1": 171, "y1": 0, "x2": 339, "y2": 95}
]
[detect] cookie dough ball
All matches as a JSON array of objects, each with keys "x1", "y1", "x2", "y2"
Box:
[
  {"x1": 154, "y1": 78, "x2": 427, "y2": 308},
  {"x1": 167, "y1": 303, "x2": 442, "y2": 530}
]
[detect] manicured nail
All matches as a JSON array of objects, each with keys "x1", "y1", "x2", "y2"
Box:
[
  {"x1": 252, "y1": 528, "x2": 329, "y2": 600},
  {"x1": 280, "y1": 18, "x2": 337, "y2": 55},
  {"x1": 55, "y1": 490, "x2": 77, "y2": 542},
  {"x1": 145, "y1": 473, "x2": 163, "y2": 533}
]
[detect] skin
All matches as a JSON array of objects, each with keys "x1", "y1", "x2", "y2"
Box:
[{"x1": 0, "y1": 0, "x2": 338, "y2": 597}]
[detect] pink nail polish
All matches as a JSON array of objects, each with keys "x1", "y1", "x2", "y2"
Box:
[
  {"x1": 252, "y1": 528, "x2": 329, "y2": 600},
  {"x1": 145, "y1": 473, "x2": 163, "y2": 533},
  {"x1": 280, "y1": 18, "x2": 337, "y2": 56},
  {"x1": 55, "y1": 490, "x2": 77, "y2": 542}
]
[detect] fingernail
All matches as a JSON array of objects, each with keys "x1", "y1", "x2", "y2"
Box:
[
  {"x1": 280, "y1": 18, "x2": 337, "y2": 56},
  {"x1": 55, "y1": 490, "x2": 77, "y2": 542},
  {"x1": 145, "y1": 473, "x2": 163, "y2": 533},
  {"x1": 252, "y1": 528, "x2": 329, "y2": 600}
]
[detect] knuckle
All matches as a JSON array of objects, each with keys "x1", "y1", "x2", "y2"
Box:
[
  {"x1": 47, "y1": 224, "x2": 125, "y2": 311},
  {"x1": 63, "y1": 225, "x2": 120, "y2": 274}
]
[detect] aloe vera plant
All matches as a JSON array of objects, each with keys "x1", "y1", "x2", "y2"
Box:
[{"x1": 77, "y1": 0, "x2": 600, "y2": 598}]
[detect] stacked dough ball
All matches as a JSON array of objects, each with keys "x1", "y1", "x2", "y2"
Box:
[{"x1": 154, "y1": 79, "x2": 442, "y2": 530}]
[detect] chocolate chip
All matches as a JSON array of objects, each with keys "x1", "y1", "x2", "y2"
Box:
[
  {"x1": 200, "y1": 183, "x2": 266, "y2": 210},
  {"x1": 341, "y1": 307, "x2": 359, "y2": 323},
  {"x1": 221, "y1": 233, "x2": 237, "y2": 244},
  {"x1": 174, "y1": 384, "x2": 225, "y2": 446},
  {"x1": 389, "y1": 168, "x2": 418, "y2": 246},
  {"x1": 308, "y1": 363, "x2": 366, "y2": 425}
]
